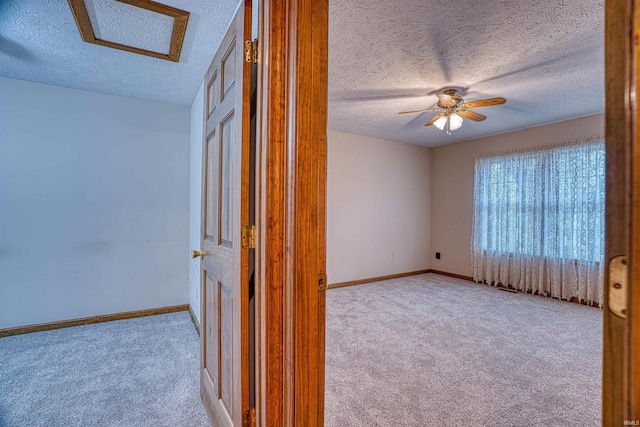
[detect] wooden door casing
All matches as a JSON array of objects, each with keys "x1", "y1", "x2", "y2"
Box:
[
  {"x1": 199, "y1": 3, "x2": 252, "y2": 427},
  {"x1": 604, "y1": 0, "x2": 635, "y2": 423},
  {"x1": 254, "y1": 0, "x2": 328, "y2": 425},
  {"x1": 634, "y1": 0, "x2": 640, "y2": 416}
]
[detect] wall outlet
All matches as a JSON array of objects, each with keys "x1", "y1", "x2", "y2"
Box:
[{"x1": 435, "y1": 252, "x2": 441, "y2": 259}]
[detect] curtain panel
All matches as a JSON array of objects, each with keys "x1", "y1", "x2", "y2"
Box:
[{"x1": 471, "y1": 140, "x2": 605, "y2": 307}]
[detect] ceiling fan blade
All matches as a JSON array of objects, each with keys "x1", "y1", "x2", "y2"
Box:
[
  {"x1": 458, "y1": 109, "x2": 487, "y2": 122},
  {"x1": 398, "y1": 108, "x2": 441, "y2": 114},
  {"x1": 424, "y1": 113, "x2": 444, "y2": 127},
  {"x1": 459, "y1": 97, "x2": 506, "y2": 109},
  {"x1": 436, "y1": 93, "x2": 458, "y2": 107}
]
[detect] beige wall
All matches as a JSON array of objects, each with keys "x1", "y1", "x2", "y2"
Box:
[
  {"x1": 327, "y1": 130, "x2": 432, "y2": 283},
  {"x1": 0, "y1": 77, "x2": 190, "y2": 329},
  {"x1": 430, "y1": 114, "x2": 605, "y2": 277}
]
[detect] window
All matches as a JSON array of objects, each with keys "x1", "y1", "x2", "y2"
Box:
[{"x1": 471, "y1": 140, "x2": 605, "y2": 305}]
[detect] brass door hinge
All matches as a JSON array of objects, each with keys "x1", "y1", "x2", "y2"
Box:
[
  {"x1": 318, "y1": 274, "x2": 327, "y2": 291},
  {"x1": 244, "y1": 39, "x2": 258, "y2": 63},
  {"x1": 242, "y1": 225, "x2": 256, "y2": 249},
  {"x1": 608, "y1": 255, "x2": 628, "y2": 318},
  {"x1": 244, "y1": 408, "x2": 256, "y2": 427}
]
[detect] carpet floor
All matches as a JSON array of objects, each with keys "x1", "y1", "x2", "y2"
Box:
[
  {"x1": 0, "y1": 312, "x2": 211, "y2": 427},
  {"x1": 1, "y1": 273, "x2": 602, "y2": 426},
  {"x1": 324, "y1": 273, "x2": 602, "y2": 427}
]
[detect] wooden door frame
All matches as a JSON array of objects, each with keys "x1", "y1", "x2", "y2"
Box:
[
  {"x1": 253, "y1": 0, "x2": 328, "y2": 425},
  {"x1": 251, "y1": 0, "x2": 638, "y2": 425},
  {"x1": 634, "y1": 0, "x2": 640, "y2": 418},
  {"x1": 605, "y1": 0, "x2": 639, "y2": 423}
]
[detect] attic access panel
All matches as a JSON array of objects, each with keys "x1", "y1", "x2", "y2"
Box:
[{"x1": 67, "y1": 0, "x2": 189, "y2": 62}]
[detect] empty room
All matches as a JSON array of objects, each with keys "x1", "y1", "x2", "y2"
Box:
[
  {"x1": 323, "y1": 0, "x2": 606, "y2": 426},
  {"x1": 0, "y1": 0, "x2": 636, "y2": 426}
]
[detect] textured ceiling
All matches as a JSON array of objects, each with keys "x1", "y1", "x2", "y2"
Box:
[
  {"x1": 86, "y1": 0, "x2": 174, "y2": 55},
  {"x1": 0, "y1": 0, "x2": 239, "y2": 106},
  {"x1": 0, "y1": 0, "x2": 603, "y2": 141},
  {"x1": 328, "y1": 0, "x2": 605, "y2": 146}
]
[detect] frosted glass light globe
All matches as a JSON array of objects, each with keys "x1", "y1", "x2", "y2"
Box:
[
  {"x1": 433, "y1": 115, "x2": 447, "y2": 130},
  {"x1": 449, "y1": 113, "x2": 464, "y2": 130}
]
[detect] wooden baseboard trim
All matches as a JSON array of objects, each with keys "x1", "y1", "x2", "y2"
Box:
[
  {"x1": 188, "y1": 305, "x2": 200, "y2": 336},
  {"x1": 327, "y1": 269, "x2": 600, "y2": 308},
  {"x1": 484, "y1": 281, "x2": 600, "y2": 307},
  {"x1": 429, "y1": 269, "x2": 474, "y2": 282},
  {"x1": 430, "y1": 269, "x2": 599, "y2": 307},
  {"x1": 327, "y1": 269, "x2": 431, "y2": 290},
  {"x1": 0, "y1": 304, "x2": 190, "y2": 338}
]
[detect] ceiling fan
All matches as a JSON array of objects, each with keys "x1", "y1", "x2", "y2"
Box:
[{"x1": 399, "y1": 89, "x2": 506, "y2": 135}]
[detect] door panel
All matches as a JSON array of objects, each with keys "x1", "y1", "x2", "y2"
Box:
[
  {"x1": 200, "y1": 3, "x2": 252, "y2": 426},
  {"x1": 220, "y1": 115, "x2": 234, "y2": 245},
  {"x1": 205, "y1": 133, "x2": 218, "y2": 240},
  {"x1": 222, "y1": 45, "x2": 237, "y2": 96},
  {"x1": 208, "y1": 73, "x2": 220, "y2": 116},
  {"x1": 220, "y1": 284, "x2": 234, "y2": 410},
  {"x1": 204, "y1": 275, "x2": 219, "y2": 393}
]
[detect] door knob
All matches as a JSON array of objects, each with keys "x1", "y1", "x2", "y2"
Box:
[{"x1": 192, "y1": 250, "x2": 206, "y2": 259}]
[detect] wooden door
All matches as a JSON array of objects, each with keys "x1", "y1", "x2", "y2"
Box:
[{"x1": 199, "y1": 3, "x2": 252, "y2": 426}]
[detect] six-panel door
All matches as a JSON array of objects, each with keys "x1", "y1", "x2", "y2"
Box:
[{"x1": 199, "y1": 3, "x2": 251, "y2": 426}]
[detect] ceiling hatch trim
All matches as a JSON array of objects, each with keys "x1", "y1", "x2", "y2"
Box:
[{"x1": 67, "y1": 0, "x2": 190, "y2": 62}]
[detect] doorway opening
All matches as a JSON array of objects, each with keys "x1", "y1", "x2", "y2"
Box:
[{"x1": 323, "y1": 1, "x2": 606, "y2": 425}]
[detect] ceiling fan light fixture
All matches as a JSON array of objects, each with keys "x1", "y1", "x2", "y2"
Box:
[
  {"x1": 449, "y1": 112, "x2": 464, "y2": 131},
  {"x1": 433, "y1": 115, "x2": 448, "y2": 130},
  {"x1": 400, "y1": 90, "x2": 504, "y2": 135}
]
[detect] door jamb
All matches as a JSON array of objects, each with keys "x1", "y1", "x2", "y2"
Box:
[
  {"x1": 604, "y1": 0, "x2": 637, "y2": 423},
  {"x1": 631, "y1": 0, "x2": 640, "y2": 419},
  {"x1": 254, "y1": 0, "x2": 328, "y2": 425}
]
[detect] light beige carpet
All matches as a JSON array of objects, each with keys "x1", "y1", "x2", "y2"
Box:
[
  {"x1": 324, "y1": 273, "x2": 601, "y2": 427},
  {"x1": 0, "y1": 312, "x2": 210, "y2": 427}
]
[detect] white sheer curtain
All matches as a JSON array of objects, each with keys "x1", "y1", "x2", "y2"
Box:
[{"x1": 471, "y1": 140, "x2": 605, "y2": 307}]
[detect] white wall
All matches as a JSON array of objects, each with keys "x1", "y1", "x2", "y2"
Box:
[
  {"x1": 430, "y1": 114, "x2": 605, "y2": 277},
  {"x1": 188, "y1": 83, "x2": 205, "y2": 324},
  {"x1": 327, "y1": 130, "x2": 432, "y2": 284},
  {"x1": 0, "y1": 77, "x2": 190, "y2": 329}
]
